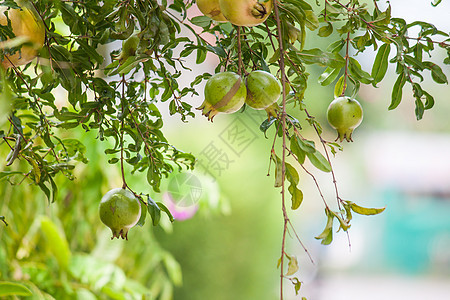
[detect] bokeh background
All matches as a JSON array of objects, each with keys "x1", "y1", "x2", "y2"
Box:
[{"x1": 1, "y1": 1, "x2": 449, "y2": 299}]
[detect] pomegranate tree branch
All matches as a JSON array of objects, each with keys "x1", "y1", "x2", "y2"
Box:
[{"x1": 273, "y1": 1, "x2": 289, "y2": 299}]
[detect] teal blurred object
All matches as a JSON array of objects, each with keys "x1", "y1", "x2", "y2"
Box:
[{"x1": 382, "y1": 190, "x2": 450, "y2": 273}]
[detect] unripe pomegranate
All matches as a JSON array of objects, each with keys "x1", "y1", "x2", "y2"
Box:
[
  {"x1": 245, "y1": 70, "x2": 281, "y2": 110},
  {"x1": 116, "y1": 34, "x2": 140, "y2": 63},
  {"x1": 197, "y1": 0, "x2": 227, "y2": 22},
  {"x1": 219, "y1": 0, "x2": 273, "y2": 27},
  {"x1": 197, "y1": 71, "x2": 247, "y2": 121},
  {"x1": 99, "y1": 188, "x2": 141, "y2": 240},
  {"x1": 0, "y1": 3, "x2": 45, "y2": 68},
  {"x1": 327, "y1": 97, "x2": 363, "y2": 142}
]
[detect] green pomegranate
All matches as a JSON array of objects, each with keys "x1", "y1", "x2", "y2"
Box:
[
  {"x1": 327, "y1": 96, "x2": 363, "y2": 142},
  {"x1": 116, "y1": 34, "x2": 140, "y2": 63},
  {"x1": 197, "y1": 71, "x2": 247, "y2": 121},
  {"x1": 245, "y1": 70, "x2": 281, "y2": 110},
  {"x1": 219, "y1": 0, "x2": 273, "y2": 27},
  {"x1": 99, "y1": 188, "x2": 141, "y2": 240},
  {"x1": 197, "y1": 0, "x2": 227, "y2": 22}
]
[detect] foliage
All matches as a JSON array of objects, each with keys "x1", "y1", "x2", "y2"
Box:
[
  {"x1": 0, "y1": 130, "x2": 183, "y2": 299},
  {"x1": 0, "y1": 0, "x2": 448, "y2": 298}
]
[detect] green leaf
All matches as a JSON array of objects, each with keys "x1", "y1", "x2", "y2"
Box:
[
  {"x1": 288, "y1": 184, "x2": 303, "y2": 210},
  {"x1": 350, "y1": 202, "x2": 385, "y2": 215},
  {"x1": 0, "y1": 171, "x2": 23, "y2": 181},
  {"x1": 77, "y1": 40, "x2": 104, "y2": 65},
  {"x1": 190, "y1": 16, "x2": 211, "y2": 28},
  {"x1": 285, "y1": 254, "x2": 299, "y2": 276},
  {"x1": 315, "y1": 209, "x2": 334, "y2": 245},
  {"x1": 318, "y1": 22, "x2": 333, "y2": 37},
  {"x1": 319, "y1": 67, "x2": 341, "y2": 86},
  {"x1": 389, "y1": 73, "x2": 406, "y2": 110},
  {"x1": 156, "y1": 202, "x2": 174, "y2": 222},
  {"x1": 285, "y1": 163, "x2": 299, "y2": 185},
  {"x1": 0, "y1": 282, "x2": 32, "y2": 297},
  {"x1": 297, "y1": 137, "x2": 316, "y2": 153},
  {"x1": 260, "y1": 117, "x2": 277, "y2": 136},
  {"x1": 304, "y1": 10, "x2": 319, "y2": 31},
  {"x1": 147, "y1": 161, "x2": 161, "y2": 192},
  {"x1": 196, "y1": 48, "x2": 207, "y2": 64},
  {"x1": 415, "y1": 97, "x2": 425, "y2": 120},
  {"x1": 371, "y1": 43, "x2": 391, "y2": 84},
  {"x1": 349, "y1": 76, "x2": 361, "y2": 99},
  {"x1": 147, "y1": 197, "x2": 161, "y2": 226},
  {"x1": 423, "y1": 90, "x2": 435, "y2": 109},
  {"x1": 425, "y1": 62, "x2": 448, "y2": 84},
  {"x1": 38, "y1": 182, "x2": 51, "y2": 203},
  {"x1": 136, "y1": 199, "x2": 147, "y2": 227},
  {"x1": 292, "y1": 277, "x2": 302, "y2": 295},
  {"x1": 299, "y1": 48, "x2": 345, "y2": 68},
  {"x1": 349, "y1": 58, "x2": 373, "y2": 84},
  {"x1": 40, "y1": 216, "x2": 72, "y2": 270},
  {"x1": 330, "y1": 210, "x2": 351, "y2": 232},
  {"x1": 306, "y1": 151, "x2": 331, "y2": 173},
  {"x1": 290, "y1": 136, "x2": 306, "y2": 164},
  {"x1": 334, "y1": 75, "x2": 345, "y2": 97},
  {"x1": 269, "y1": 48, "x2": 281, "y2": 64},
  {"x1": 342, "y1": 201, "x2": 353, "y2": 223},
  {"x1": 272, "y1": 153, "x2": 283, "y2": 188},
  {"x1": 49, "y1": 176, "x2": 58, "y2": 204}
]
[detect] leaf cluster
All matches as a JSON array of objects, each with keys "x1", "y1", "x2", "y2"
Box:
[{"x1": 0, "y1": 0, "x2": 198, "y2": 205}]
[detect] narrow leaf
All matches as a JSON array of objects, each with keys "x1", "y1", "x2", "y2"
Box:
[
  {"x1": 318, "y1": 22, "x2": 333, "y2": 37},
  {"x1": 290, "y1": 137, "x2": 306, "y2": 164},
  {"x1": 147, "y1": 197, "x2": 161, "y2": 226},
  {"x1": 389, "y1": 73, "x2": 406, "y2": 110},
  {"x1": 297, "y1": 137, "x2": 316, "y2": 153},
  {"x1": 0, "y1": 282, "x2": 32, "y2": 297},
  {"x1": 319, "y1": 67, "x2": 341, "y2": 86},
  {"x1": 334, "y1": 75, "x2": 345, "y2": 97},
  {"x1": 136, "y1": 199, "x2": 147, "y2": 227},
  {"x1": 315, "y1": 209, "x2": 334, "y2": 245},
  {"x1": 285, "y1": 163, "x2": 299, "y2": 185},
  {"x1": 285, "y1": 255, "x2": 299, "y2": 276},
  {"x1": 427, "y1": 63, "x2": 448, "y2": 84},
  {"x1": 288, "y1": 184, "x2": 303, "y2": 210},
  {"x1": 306, "y1": 151, "x2": 331, "y2": 173},
  {"x1": 423, "y1": 90, "x2": 435, "y2": 109},
  {"x1": 293, "y1": 277, "x2": 302, "y2": 295},
  {"x1": 349, "y1": 58, "x2": 373, "y2": 84},
  {"x1": 300, "y1": 48, "x2": 345, "y2": 68},
  {"x1": 272, "y1": 153, "x2": 284, "y2": 187},
  {"x1": 156, "y1": 202, "x2": 174, "y2": 222},
  {"x1": 371, "y1": 43, "x2": 391, "y2": 84},
  {"x1": 304, "y1": 10, "x2": 319, "y2": 31},
  {"x1": 350, "y1": 202, "x2": 385, "y2": 215}
]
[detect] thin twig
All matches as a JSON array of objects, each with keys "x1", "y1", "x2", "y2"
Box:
[
  {"x1": 120, "y1": 75, "x2": 127, "y2": 189},
  {"x1": 272, "y1": 1, "x2": 289, "y2": 298}
]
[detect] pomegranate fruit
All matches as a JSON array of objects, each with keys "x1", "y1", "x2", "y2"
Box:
[
  {"x1": 0, "y1": 3, "x2": 45, "y2": 69},
  {"x1": 219, "y1": 0, "x2": 273, "y2": 27},
  {"x1": 121, "y1": 34, "x2": 139, "y2": 59},
  {"x1": 197, "y1": 0, "x2": 227, "y2": 22},
  {"x1": 99, "y1": 188, "x2": 141, "y2": 240},
  {"x1": 197, "y1": 71, "x2": 246, "y2": 121},
  {"x1": 114, "y1": 33, "x2": 140, "y2": 64},
  {"x1": 326, "y1": 96, "x2": 363, "y2": 142},
  {"x1": 245, "y1": 70, "x2": 281, "y2": 110}
]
